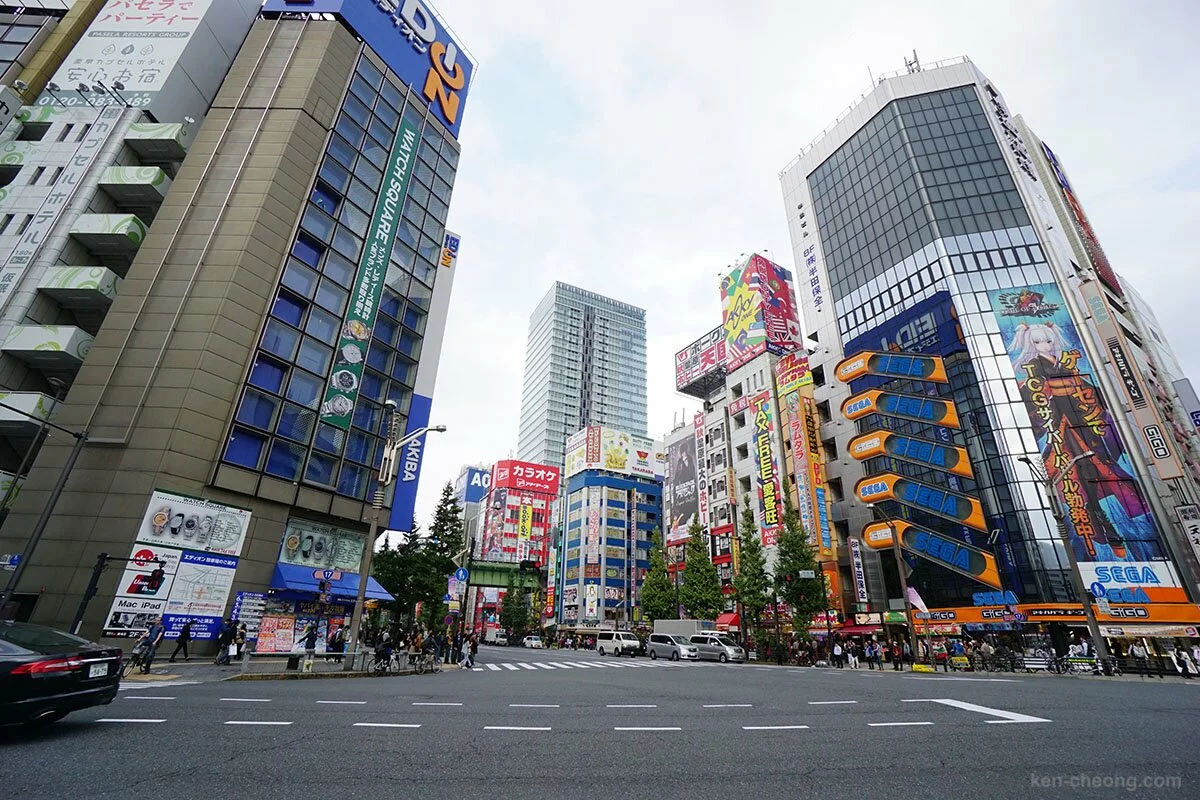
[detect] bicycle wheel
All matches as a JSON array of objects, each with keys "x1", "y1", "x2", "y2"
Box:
[
  {"x1": 121, "y1": 655, "x2": 139, "y2": 679},
  {"x1": 432, "y1": 659, "x2": 442, "y2": 674},
  {"x1": 415, "y1": 658, "x2": 427, "y2": 675}
]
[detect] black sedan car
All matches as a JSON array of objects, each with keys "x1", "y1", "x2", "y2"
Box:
[{"x1": 1, "y1": 621, "x2": 122, "y2": 725}]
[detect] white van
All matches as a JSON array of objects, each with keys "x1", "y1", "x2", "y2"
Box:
[{"x1": 595, "y1": 630, "x2": 640, "y2": 656}]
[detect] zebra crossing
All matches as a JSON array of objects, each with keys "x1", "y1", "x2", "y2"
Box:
[{"x1": 466, "y1": 658, "x2": 703, "y2": 674}]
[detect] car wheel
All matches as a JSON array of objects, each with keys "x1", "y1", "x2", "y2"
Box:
[
  {"x1": 650, "y1": 649, "x2": 657, "y2": 660},
  {"x1": 719, "y1": 653, "x2": 728, "y2": 663},
  {"x1": 671, "y1": 651, "x2": 679, "y2": 662},
  {"x1": 598, "y1": 646, "x2": 605, "y2": 656}
]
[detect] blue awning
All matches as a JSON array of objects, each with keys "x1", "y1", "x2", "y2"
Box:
[{"x1": 270, "y1": 563, "x2": 394, "y2": 602}]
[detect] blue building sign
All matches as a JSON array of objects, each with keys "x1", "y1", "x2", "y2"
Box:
[{"x1": 264, "y1": 0, "x2": 474, "y2": 138}]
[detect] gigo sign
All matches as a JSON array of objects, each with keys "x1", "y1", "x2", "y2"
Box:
[{"x1": 268, "y1": 0, "x2": 474, "y2": 137}]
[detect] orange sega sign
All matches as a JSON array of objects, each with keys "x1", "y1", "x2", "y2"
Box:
[{"x1": 835, "y1": 350, "x2": 948, "y2": 384}]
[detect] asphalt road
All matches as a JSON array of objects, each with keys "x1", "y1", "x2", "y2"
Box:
[{"x1": 4, "y1": 646, "x2": 1198, "y2": 800}]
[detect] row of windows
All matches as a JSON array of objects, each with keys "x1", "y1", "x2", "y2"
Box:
[{"x1": 221, "y1": 53, "x2": 459, "y2": 500}]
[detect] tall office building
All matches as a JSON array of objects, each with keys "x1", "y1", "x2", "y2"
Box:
[
  {"x1": 0, "y1": 1, "x2": 475, "y2": 648},
  {"x1": 517, "y1": 282, "x2": 647, "y2": 475},
  {"x1": 780, "y1": 56, "x2": 1200, "y2": 638}
]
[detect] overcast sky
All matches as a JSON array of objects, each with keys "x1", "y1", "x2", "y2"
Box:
[{"x1": 406, "y1": 0, "x2": 1200, "y2": 528}]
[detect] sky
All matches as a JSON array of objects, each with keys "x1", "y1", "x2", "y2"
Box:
[{"x1": 407, "y1": 0, "x2": 1200, "y2": 528}]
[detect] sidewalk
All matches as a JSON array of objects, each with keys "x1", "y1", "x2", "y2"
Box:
[
  {"x1": 122, "y1": 653, "x2": 465, "y2": 683},
  {"x1": 794, "y1": 661, "x2": 1200, "y2": 685}
]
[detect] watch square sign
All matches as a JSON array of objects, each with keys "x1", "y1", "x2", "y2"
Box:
[{"x1": 268, "y1": 0, "x2": 473, "y2": 138}]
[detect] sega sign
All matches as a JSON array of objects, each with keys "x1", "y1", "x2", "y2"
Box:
[{"x1": 267, "y1": 0, "x2": 474, "y2": 138}]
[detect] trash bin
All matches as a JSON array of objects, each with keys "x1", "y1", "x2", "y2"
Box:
[{"x1": 286, "y1": 655, "x2": 301, "y2": 671}]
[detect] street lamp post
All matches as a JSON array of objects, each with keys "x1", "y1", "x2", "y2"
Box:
[
  {"x1": 342, "y1": 408, "x2": 446, "y2": 671},
  {"x1": 1019, "y1": 452, "x2": 1110, "y2": 665}
]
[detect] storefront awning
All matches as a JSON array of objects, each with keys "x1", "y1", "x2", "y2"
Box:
[
  {"x1": 715, "y1": 612, "x2": 740, "y2": 630},
  {"x1": 270, "y1": 563, "x2": 394, "y2": 602},
  {"x1": 839, "y1": 624, "x2": 881, "y2": 636}
]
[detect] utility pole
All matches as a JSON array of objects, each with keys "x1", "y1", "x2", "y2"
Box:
[{"x1": 1020, "y1": 452, "x2": 1110, "y2": 667}]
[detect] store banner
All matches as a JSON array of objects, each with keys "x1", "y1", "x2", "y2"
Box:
[
  {"x1": 849, "y1": 538, "x2": 869, "y2": 603},
  {"x1": 165, "y1": 551, "x2": 237, "y2": 619},
  {"x1": 751, "y1": 391, "x2": 782, "y2": 546},
  {"x1": 232, "y1": 591, "x2": 267, "y2": 642},
  {"x1": 135, "y1": 489, "x2": 252, "y2": 557},
  {"x1": 665, "y1": 435, "x2": 698, "y2": 545},
  {"x1": 586, "y1": 487, "x2": 602, "y2": 564},
  {"x1": 321, "y1": 116, "x2": 420, "y2": 429},
  {"x1": 279, "y1": 518, "x2": 366, "y2": 574},
  {"x1": 694, "y1": 413, "x2": 708, "y2": 527},
  {"x1": 1176, "y1": 505, "x2": 1200, "y2": 569},
  {"x1": 989, "y1": 284, "x2": 1171, "y2": 579}
]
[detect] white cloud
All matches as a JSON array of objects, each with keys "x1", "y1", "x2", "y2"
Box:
[{"x1": 412, "y1": 0, "x2": 1200, "y2": 525}]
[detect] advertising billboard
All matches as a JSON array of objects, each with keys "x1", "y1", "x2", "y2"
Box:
[
  {"x1": 564, "y1": 426, "x2": 663, "y2": 480},
  {"x1": 458, "y1": 466, "x2": 491, "y2": 504},
  {"x1": 480, "y1": 487, "x2": 508, "y2": 561},
  {"x1": 585, "y1": 487, "x2": 602, "y2": 564},
  {"x1": 843, "y1": 291, "x2": 966, "y2": 363},
  {"x1": 134, "y1": 490, "x2": 252, "y2": 557},
  {"x1": 279, "y1": 518, "x2": 366, "y2": 574},
  {"x1": 989, "y1": 283, "x2": 1177, "y2": 594},
  {"x1": 42, "y1": 0, "x2": 214, "y2": 108},
  {"x1": 774, "y1": 352, "x2": 812, "y2": 396},
  {"x1": 262, "y1": 0, "x2": 474, "y2": 138},
  {"x1": 720, "y1": 254, "x2": 803, "y2": 371},
  {"x1": 849, "y1": 538, "x2": 869, "y2": 604},
  {"x1": 1039, "y1": 140, "x2": 1122, "y2": 296},
  {"x1": 777, "y1": 370, "x2": 815, "y2": 547},
  {"x1": 694, "y1": 413, "x2": 708, "y2": 533},
  {"x1": 675, "y1": 326, "x2": 726, "y2": 389},
  {"x1": 842, "y1": 389, "x2": 961, "y2": 428},
  {"x1": 493, "y1": 459, "x2": 560, "y2": 496},
  {"x1": 665, "y1": 435, "x2": 698, "y2": 546},
  {"x1": 322, "y1": 115, "x2": 420, "y2": 430},
  {"x1": 750, "y1": 391, "x2": 783, "y2": 546}
]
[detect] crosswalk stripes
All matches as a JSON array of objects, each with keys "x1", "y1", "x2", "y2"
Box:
[{"x1": 464, "y1": 659, "x2": 692, "y2": 674}]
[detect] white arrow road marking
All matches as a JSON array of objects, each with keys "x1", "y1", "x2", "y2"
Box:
[{"x1": 902, "y1": 698, "x2": 1050, "y2": 723}]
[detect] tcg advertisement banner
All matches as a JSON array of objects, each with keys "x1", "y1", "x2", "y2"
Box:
[{"x1": 989, "y1": 284, "x2": 1174, "y2": 590}]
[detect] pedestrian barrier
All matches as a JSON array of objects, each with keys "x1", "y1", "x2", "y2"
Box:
[{"x1": 1021, "y1": 656, "x2": 1051, "y2": 672}]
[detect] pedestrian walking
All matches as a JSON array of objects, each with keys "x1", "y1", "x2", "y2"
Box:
[
  {"x1": 332, "y1": 626, "x2": 346, "y2": 664},
  {"x1": 832, "y1": 641, "x2": 843, "y2": 668},
  {"x1": 235, "y1": 623, "x2": 248, "y2": 660},
  {"x1": 459, "y1": 633, "x2": 476, "y2": 669},
  {"x1": 140, "y1": 617, "x2": 166, "y2": 673},
  {"x1": 1174, "y1": 645, "x2": 1195, "y2": 679},
  {"x1": 892, "y1": 642, "x2": 903, "y2": 671},
  {"x1": 168, "y1": 620, "x2": 192, "y2": 663},
  {"x1": 1129, "y1": 641, "x2": 1150, "y2": 678},
  {"x1": 215, "y1": 618, "x2": 237, "y2": 665},
  {"x1": 847, "y1": 642, "x2": 859, "y2": 669}
]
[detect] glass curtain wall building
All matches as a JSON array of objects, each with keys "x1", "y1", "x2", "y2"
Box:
[
  {"x1": 781, "y1": 58, "x2": 1189, "y2": 614},
  {"x1": 517, "y1": 282, "x2": 648, "y2": 474}
]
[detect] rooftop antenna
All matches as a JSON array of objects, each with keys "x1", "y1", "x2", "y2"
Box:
[{"x1": 904, "y1": 49, "x2": 921, "y2": 74}]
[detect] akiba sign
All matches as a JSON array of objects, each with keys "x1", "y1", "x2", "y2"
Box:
[{"x1": 268, "y1": 0, "x2": 474, "y2": 137}]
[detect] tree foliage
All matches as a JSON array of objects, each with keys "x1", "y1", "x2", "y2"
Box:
[
  {"x1": 774, "y1": 492, "x2": 825, "y2": 630},
  {"x1": 499, "y1": 573, "x2": 529, "y2": 638},
  {"x1": 731, "y1": 495, "x2": 770, "y2": 635},
  {"x1": 640, "y1": 529, "x2": 677, "y2": 622},
  {"x1": 679, "y1": 518, "x2": 724, "y2": 620},
  {"x1": 371, "y1": 483, "x2": 466, "y2": 630}
]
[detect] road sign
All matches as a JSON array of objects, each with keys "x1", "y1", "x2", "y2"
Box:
[
  {"x1": 313, "y1": 569, "x2": 343, "y2": 581},
  {"x1": 455, "y1": 567, "x2": 469, "y2": 582},
  {"x1": 442, "y1": 593, "x2": 452, "y2": 603},
  {"x1": 1089, "y1": 582, "x2": 1106, "y2": 598},
  {"x1": 1095, "y1": 597, "x2": 1111, "y2": 615},
  {"x1": 798, "y1": 569, "x2": 817, "y2": 579},
  {"x1": 1014, "y1": 613, "x2": 1027, "y2": 623}
]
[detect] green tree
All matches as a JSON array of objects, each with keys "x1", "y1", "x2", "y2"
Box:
[
  {"x1": 372, "y1": 526, "x2": 425, "y2": 624},
  {"x1": 499, "y1": 573, "x2": 529, "y2": 638},
  {"x1": 427, "y1": 481, "x2": 465, "y2": 565},
  {"x1": 679, "y1": 518, "x2": 724, "y2": 620},
  {"x1": 639, "y1": 529, "x2": 677, "y2": 622},
  {"x1": 774, "y1": 492, "x2": 824, "y2": 630},
  {"x1": 731, "y1": 495, "x2": 769, "y2": 636}
]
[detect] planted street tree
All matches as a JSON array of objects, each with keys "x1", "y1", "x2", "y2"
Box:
[
  {"x1": 731, "y1": 495, "x2": 770, "y2": 639},
  {"x1": 774, "y1": 492, "x2": 825, "y2": 632},
  {"x1": 640, "y1": 529, "x2": 677, "y2": 623},
  {"x1": 499, "y1": 573, "x2": 529, "y2": 640},
  {"x1": 679, "y1": 518, "x2": 724, "y2": 620}
]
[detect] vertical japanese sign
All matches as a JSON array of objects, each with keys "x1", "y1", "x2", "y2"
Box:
[
  {"x1": 585, "y1": 487, "x2": 601, "y2": 564},
  {"x1": 849, "y1": 538, "x2": 869, "y2": 604},
  {"x1": 989, "y1": 284, "x2": 1181, "y2": 600},
  {"x1": 545, "y1": 546, "x2": 557, "y2": 619},
  {"x1": 321, "y1": 116, "x2": 420, "y2": 428},
  {"x1": 803, "y1": 395, "x2": 833, "y2": 558},
  {"x1": 776, "y1": 355, "x2": 817, "y2": 548},
  {"x1": 751, "y1": 391, "x2": 782, "y2": 546},
  {"x1": 517, "y1": 500, "x2": 533, "y2": 561},
  {"x1": 694, "y1": 413, "x2": 707, "y2": 532},
  {"x1": 41, "y1": 0, "x2": 214, "y2": 109},
  {"x1": 802, "y1": 243, "x2": 825, "y2": 312},
  {"x1": 0, "y1": 106, "x2": 124, "y2": 313},
  {"x1": 1175, "y1": 506, "x2": 1200, "y2": 572}
]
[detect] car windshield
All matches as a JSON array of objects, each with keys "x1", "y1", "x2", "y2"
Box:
[
  {"x1": 0, "y1": 621, "x2": 89, "y2": 654},
  {"x1": 715, "y1": 637, "x2": 736, "y2": 648},
  {"x1": 670, "y1": 635, "x2": 690, "y2": 645}
]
